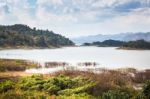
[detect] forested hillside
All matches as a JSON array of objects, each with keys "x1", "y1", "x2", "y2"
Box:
[
  {"x1": 0, "y1": 24, "x2": 74, "y2": 48},
  {"x1": 83, "y1": 40, "x2": 124, "y2": 47},
  {"x1": 122, "y1": 40, "x2": 150, "y2": 49},
  {"x1": 83, "y1": 39, "x2": 150, "y2": 49}
]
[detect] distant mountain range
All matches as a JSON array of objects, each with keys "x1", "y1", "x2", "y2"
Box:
[{"x1": 72, "y1": 32, "x2": 150, "y2": 44}]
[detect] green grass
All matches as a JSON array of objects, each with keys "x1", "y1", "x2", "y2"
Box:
[{"x1": 0, "y1": 73, "x2": 149, "y2": 99}]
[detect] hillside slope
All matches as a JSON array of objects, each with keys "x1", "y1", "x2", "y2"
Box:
[{"x1": 0, "y1": 24, "x2": 74, "y2": 48}]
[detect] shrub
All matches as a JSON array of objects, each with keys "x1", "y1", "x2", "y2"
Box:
[
  {"x1": 102, "y1": 89, "x2": 132, "y2": 99},
  {"x1": 0, "y1": 90, "x2": 53, "y2": 99},
  {"x1": 0, "y1": 80, "x2": 14, "y2": 92},
  {"x1": 56, "y1": 93, "x2": 94, "y2": 99},
  {"x1": 0, "y1": 59, "x2": 38, "y2": 72},
  {"x1": 143, "y1": 80, "x2": 150, "y2": 99},
  {"x1": 18, "y1": 75, "x2": 45, "y2": 91},
  {"x1": 58, "y1": 83, "x2": 95, "y2": 95}
]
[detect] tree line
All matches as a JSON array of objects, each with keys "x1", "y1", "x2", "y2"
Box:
[
  {"x1": 0, "y1": 24, "x2": 74, "y2": 48},
  {"x1": 83, "y1": 39, "x2": 150, "y2": 49}
]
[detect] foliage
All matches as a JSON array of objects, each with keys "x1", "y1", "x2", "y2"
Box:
[
  {"x1": 0, "y1": 80, "x2": 14, "y2": 92},
  {"x1": 0, "y1": 73, "x2": 149, "y2": 99},
  {"x1": 0, "y1": 90, "x2": 53, "y2": 99},
  {"x1": 83, "y1": 39, "x2": 150, "y2": 49},
  {"x1": 122, "y1": 40, "x2": 150, "y2": 49},
  {"x1": 83, "y1": 39, "x2": 125, "y2": 47},
  {"x1": 102, "y1": 89, "x2": 132, "y2": 99},
  {"x1": 0, "y1": 24, "x2": 74, "y2": 48},
  {"x1": 143, "y1": 80, "x2": 150, "y2": 99},
  {"x1": 56, "y1": 93, "x2": 94, "y2": 99},
  {"x1": 0, "y1": 59, "x2": 38, "y2": 72},
  {"x1": 18, "y1": 75, "x2": 45, "y2": 91}
]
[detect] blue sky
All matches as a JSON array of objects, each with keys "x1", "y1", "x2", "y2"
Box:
[{"x1": 0, "y1": 0, "x2": 150, "y2": 38}]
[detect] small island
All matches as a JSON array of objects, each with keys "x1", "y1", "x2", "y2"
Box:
[
  {"x1": 120, "y1": 40, "x2": 150, "y2": 50},
  {"x1": 83, "y1": 39, "x2": 124, "y2": 47},
  {"x1": 83, "y1": 39, "x2": 150, "y2": 50}
]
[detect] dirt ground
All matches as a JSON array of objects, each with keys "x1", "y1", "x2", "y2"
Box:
[{"x1": 0, "y1": 71, "x2": 34, "y2": 77}]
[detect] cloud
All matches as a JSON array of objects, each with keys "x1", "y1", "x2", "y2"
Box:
[{"x1": 0, "y1": 0, "x2": 149, "y2": 37}]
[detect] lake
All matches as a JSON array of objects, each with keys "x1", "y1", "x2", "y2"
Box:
[{"x1": 0, "y1": 46, "x2": 150, "y2": 70}]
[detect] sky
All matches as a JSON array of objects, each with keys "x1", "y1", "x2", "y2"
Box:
[{"x1": 0, "y1": 0, "x2": 150, "y2": 38}]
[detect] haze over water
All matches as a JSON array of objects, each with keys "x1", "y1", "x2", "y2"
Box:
[{"x1": 0, "y1": 46, "x2": 150, "y2": 70}]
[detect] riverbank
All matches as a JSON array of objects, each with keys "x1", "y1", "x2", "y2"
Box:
[
  {"x1": 118, "y1": 47, "x2": 150, "y2": 50},
  {"x1": 0, "y1": 58, "x2": 150, "y2": 98},
  {"x1": 0, "y1": 59, "x2": 39, "y2": 72},
  {"x1": 0, "y1": 46, "x2": 58, "y2": 50},
  {"x1": 0, "y1": 45, "x2": 77, "y2": 51},
  {"x1": 0, "y1": 69, "x2": 149, "y2": 99}
]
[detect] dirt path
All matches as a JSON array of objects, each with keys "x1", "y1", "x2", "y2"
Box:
[{"x1": 0, "y1": 71, "x2": 34, "y2": 77}]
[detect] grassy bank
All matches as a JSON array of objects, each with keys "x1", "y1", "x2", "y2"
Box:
[
  {"x1": 0, "y1": 70, "x2": 150, "y2": 99},
  {"x1": 0, "y1": 59, "x2": 149, "y2": 99},
  {"x1": 0, "y1": 59, "x2": 39, "y2": 72}
]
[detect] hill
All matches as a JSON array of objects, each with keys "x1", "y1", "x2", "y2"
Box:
[
  {"x1": 0, "y1": 24, "x2": 74, "y2": 48},
  {"x1": 121, "y1": 40, "x2": 150, "y2": 50},
  {"x1": 83, "y1": 40, "x2": 124, "y2": 47},
  {"x1": 83, "y1": 39, "x2": 150, "y2": 50},
  {"x1": 72, "y1": 32, "x2": 150, "y2": 44}
]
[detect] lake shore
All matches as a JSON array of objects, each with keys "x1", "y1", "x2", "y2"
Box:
[
  {"x1": 0, "y1": 47, "x2": 150, "y2": 70},
  {"x1": 117, "y1": 47, "x2": 150, "y2": 50},
  {"x1": 0, "y1": 58, "x2": 149, "y2": 99},
  {"x1": 0, "y1": 45, "x2": 77, "y2": 51}
]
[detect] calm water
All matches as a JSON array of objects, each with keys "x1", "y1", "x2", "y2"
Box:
[{"x1": 0, "y1": 46, "x2": 150, "y2": 70}]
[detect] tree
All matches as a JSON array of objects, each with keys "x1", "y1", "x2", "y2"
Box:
[{"x1": 143, "y1": 80, "x2": 150, "y2": 99}]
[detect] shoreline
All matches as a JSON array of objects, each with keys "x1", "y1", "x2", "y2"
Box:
[
  {"x1": 1, "y1": 46, "x2": 150, "y2": 50},
  {"x1": 0, "y1": 45, "x2": 77, "y2": 50},
  {"x1": 117, "y1": 47, "x2": 150, "y2": 50}
]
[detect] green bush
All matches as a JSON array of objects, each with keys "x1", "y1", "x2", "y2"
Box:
[
  {"x1": 17, "y1": 74, "x2": 96, "y2": 96},
  {"x1": 58, "y1": 83, "x2": 95, "y2": 95},
  {"x1": 43, "y1": 75, "x2": 83, "y2": 94},
  {"x1": 18, "y1": 75, "x2": 45, "y2": 91},
  {"x1": 56, "y1": 93, "x2": 94, "y2": 99},
  {"x1": 102, "y1": 89, "x2": 132, "y2": 99},
  {"x1": 0, "y1": 90, "x2": 52, "y2": 99},
  {"x1": 0, "y1": 80, "x2": 14, "y2": 92},
  {"x1": 143, "y1": 80, "x2": 150, "y2": 99},
  {"x1": 0, "y1": 74, "x2": 143, "y2": 99}
]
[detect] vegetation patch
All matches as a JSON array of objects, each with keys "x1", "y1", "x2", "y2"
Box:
[
  {"x1": 0, "y1": 24, "x2": 74, "y2": 48},
  {"x1": 0, "y1": 70, "x2": 149, "y2": 99},
  {"x1": 0, "y1": 59, "x2": 39, "y2": 72}
]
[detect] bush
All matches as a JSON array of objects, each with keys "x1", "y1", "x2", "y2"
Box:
[
  {"x1": 56, "y1": 93, "x2": 94, "y2": 99},
  {"x1": 0, "y1": 90, "x2": 53, "y2": 99},
  {"x1": 102, "y1": 89, "x2": 132, "y2": 99},
  {"x1": 143, "y1": 80, "x2": 150, "y2": 99},
  {"x1": 0, "y1": 59, "x2": 38, "y2": 72},
  {"x1": 58, "y1": 83, "x2": 95, "y2": 95},
  {"x1": 18, "y1": 75, "x2": 45, "y2": 91},
  {"x1": 0, "y1": 73, "x2": 143, "y2": 99},
  {"x1": 0, "y1": 80, "x2": 14, "y2": 92}
]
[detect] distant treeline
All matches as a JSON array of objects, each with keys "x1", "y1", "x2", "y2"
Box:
[
  {"x1": 0, "y1": 24, "x2": 74, "y2": 48},
  {"x1": 83, "y1": 39, "x2": 150, "y2": 49},
  {"x1": 83, "y1": 40, "x2": 124, "y2": 47}
]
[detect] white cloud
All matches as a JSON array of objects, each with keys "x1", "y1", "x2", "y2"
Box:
[
  {"x1": 0, "y1": 0, "x2": 149, "y2": 37},
  {"x1": 37, "y1": 0, "x2": 63, "y2": 5}
]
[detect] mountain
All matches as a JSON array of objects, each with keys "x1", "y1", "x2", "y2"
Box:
[
  {"x1": 72, "y1": 32, "x2": 150, "y2": 44},
  {"x1": 0, "y1": 24, "x2": 74, "y2": 48}
]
